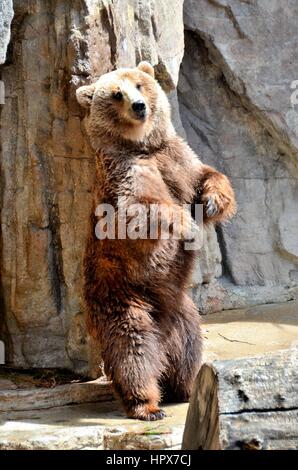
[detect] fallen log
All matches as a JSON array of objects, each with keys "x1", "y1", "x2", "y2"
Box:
[
  {"x1": 0, "y1": 378, "x2": 113, "y2": 412},
  {"x1": 182, "y1": 347, "x2": 298, "y2": 450}
]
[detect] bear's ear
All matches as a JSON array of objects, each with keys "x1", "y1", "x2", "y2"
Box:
[
  {"x1": 137, "y1": 61, "x2": 155, "y2": 78},
  {"x1": 76, "y1": 84, "x2": 96, "y2": 109}
]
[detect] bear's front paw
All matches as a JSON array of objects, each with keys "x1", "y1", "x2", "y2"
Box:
[{"x1": 200, "y1": 175, "x2": 236, "y2": 224}]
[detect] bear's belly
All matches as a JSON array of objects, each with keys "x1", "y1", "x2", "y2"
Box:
[{"x1": 87, "y1": 237, "x2": 195, "y2": 291}]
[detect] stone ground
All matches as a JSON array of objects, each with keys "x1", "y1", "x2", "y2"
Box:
[
  {"x1": 0, "y1": 301, "x2": 297, "y2": 450},
  {"x1": 203, "y1": 301, "x2": 298, "y2": 361}
]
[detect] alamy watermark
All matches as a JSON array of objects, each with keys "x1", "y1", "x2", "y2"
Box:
[{"x1": 94, "y1": 199, "x2": 204, "y2": 250}]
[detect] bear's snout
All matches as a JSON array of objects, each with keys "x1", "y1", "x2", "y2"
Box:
[{"x1": 132, "y1": 100, "x2": 146, "y2": 119}]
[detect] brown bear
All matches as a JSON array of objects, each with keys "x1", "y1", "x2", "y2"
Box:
[{"x1": 76, "y1": 62, "x2": 236, "y2": 421}]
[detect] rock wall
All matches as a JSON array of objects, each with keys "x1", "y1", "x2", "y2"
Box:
[
  {"x1": 0, "y1": 0, "x2": 297, "y2": 370},
  {"x1": 0, "y1": 0, "x2": 184, "y2": 371},
  {"x1": 179, "y1": 0, "x2": 298, "y2": 312},
  {"x1": 0, "y1": 0, "x2": 14, "y2": 64}
]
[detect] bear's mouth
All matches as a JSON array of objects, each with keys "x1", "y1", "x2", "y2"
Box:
[
  {"x1": 135, "y1": 112, "x2": 147, "y2": 121},
  {"x1": 132, "y1": 109, "x2": 147, "y2": 121},
  {"x1": 126, "y1": 108, "x2": 148, "y2": 124}
]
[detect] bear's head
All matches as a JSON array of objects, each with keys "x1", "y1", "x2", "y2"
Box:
[{"x1": 76, "y1": 62, "x2": 174, "y2": 151}]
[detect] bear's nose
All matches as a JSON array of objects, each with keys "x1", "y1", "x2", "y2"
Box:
[{"x1": 132, "y1": 100, "x2": 146, "y2": 113}]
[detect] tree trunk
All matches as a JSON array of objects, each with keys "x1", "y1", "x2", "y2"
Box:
[{"x1": 182, "y1": 347, "x2": 298, "y2": 450}]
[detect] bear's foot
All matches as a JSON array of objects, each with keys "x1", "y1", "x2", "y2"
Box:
[{"x1": 128, "y1": 404, "x2": 167, "y2": 421}]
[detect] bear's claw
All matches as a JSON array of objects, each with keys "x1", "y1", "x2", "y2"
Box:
[
  {"x1": 141, "y1": 409, "x2": 167, "y2": 421},
  {"x1": 205, "y1": 196, "x2": 218, "y2": 217}
]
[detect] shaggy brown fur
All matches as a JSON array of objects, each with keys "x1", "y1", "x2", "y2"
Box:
[{"x1": 76, "y1": 62, "x2": 236, "y2": 420}]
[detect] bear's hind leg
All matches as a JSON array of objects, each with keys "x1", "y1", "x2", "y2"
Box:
[
  {"x1": 101, "y1": 301, "x2": 167, "y2": 421},
  {"x1": 161, "y1": 294, "x2": 202, "y2": 403}
]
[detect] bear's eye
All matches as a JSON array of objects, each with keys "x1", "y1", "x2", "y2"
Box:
[
  {"x1": 136, "y1": 83, "x2": 142, "y2": 90},
  {"x1": 113, "y1": 91, "x2": 123, "y2": 101}
]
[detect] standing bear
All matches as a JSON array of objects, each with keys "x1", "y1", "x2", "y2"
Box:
[{"x1": 76, "y1": 62, "x2": 236, "y2": 420}]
